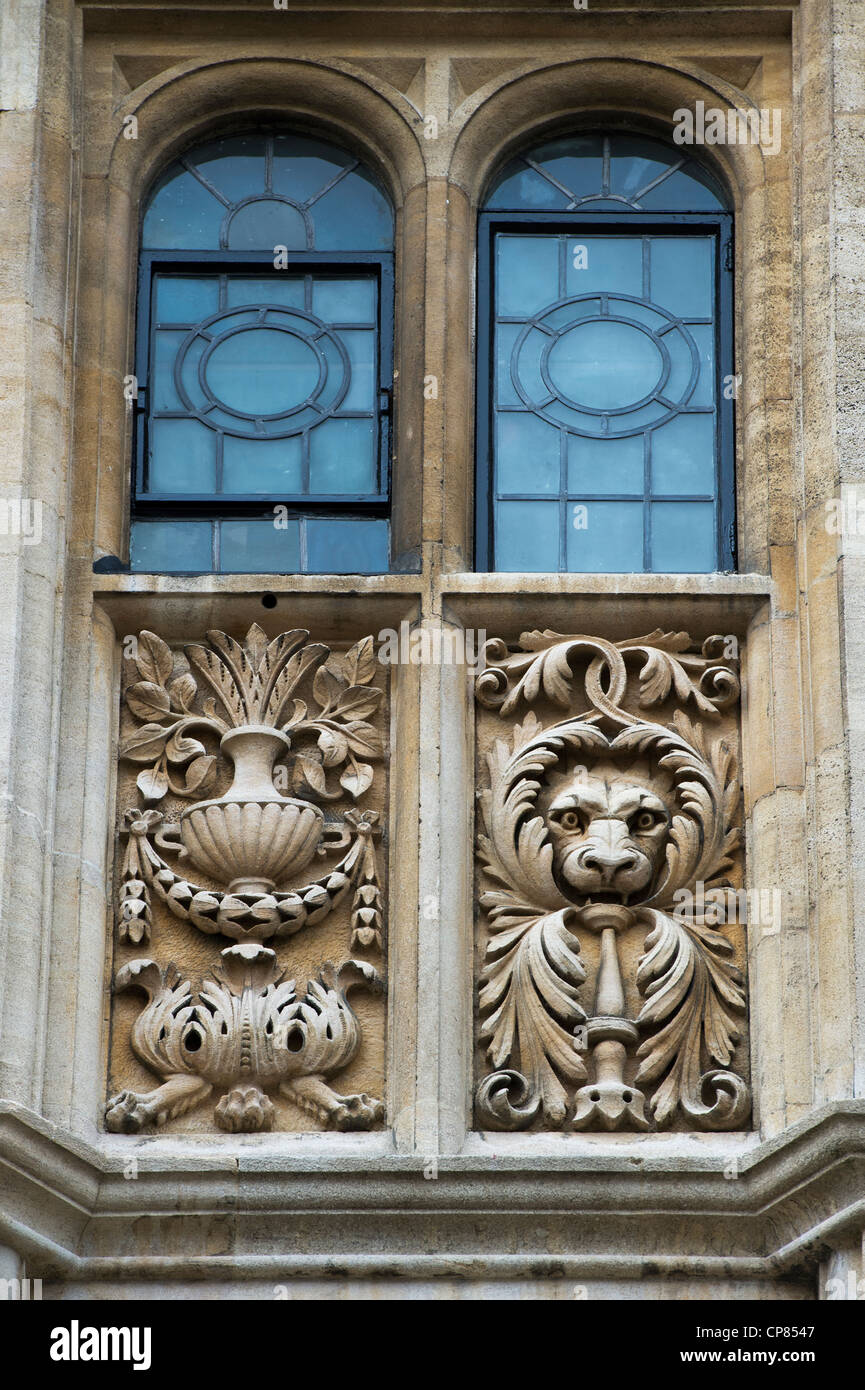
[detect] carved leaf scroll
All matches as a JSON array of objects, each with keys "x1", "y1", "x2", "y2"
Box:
[{"x1": 474, "y1": 630, "x2": 750, "y2": 1134}]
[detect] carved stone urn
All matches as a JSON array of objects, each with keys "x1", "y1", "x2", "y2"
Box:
[{"x1": 180, "y1": 726, "x2": 323, "y2": 895}]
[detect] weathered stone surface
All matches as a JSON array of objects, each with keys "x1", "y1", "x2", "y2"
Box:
[{"x1": 1, "y1": 0, "x2": 864, "y2": 1300}]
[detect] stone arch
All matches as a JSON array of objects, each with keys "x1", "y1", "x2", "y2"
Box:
[
  {"x1": 440, "y1": 56, "x2": 787, "y2": 573},
  {"x1": 448, "y1": 57, "x2": 772, "y2": 210}
]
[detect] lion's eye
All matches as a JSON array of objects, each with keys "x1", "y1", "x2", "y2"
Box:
[
  {"x1": 634, "y1": 810, "x2": 659, "y2": 831},
  {"x1": 559, "y1": 810, "x2": 581, "y2": 831}
]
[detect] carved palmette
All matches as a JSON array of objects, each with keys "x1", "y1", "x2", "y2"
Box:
[
  {"x1": 474, "y1": 630, "x2": 750, "y2": 1133},
  {"x1": 107, "y1": 625, "x2": 386, "y2": 1133}
]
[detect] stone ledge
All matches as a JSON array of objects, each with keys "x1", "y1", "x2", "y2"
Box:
[
  {"x1": 93, "y1": 578, "x2": 423, "y2": 642},
  {"x1": 1, "y1": 1100, "x2": 863, "y2": 1287},
  {"x1": 442, "y1": 572, "x2": 773, "y2": 638}
]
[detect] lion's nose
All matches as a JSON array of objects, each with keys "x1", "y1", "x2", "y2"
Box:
[{"x1": 576, "y1": 821, "x2": 640, "y2": 884}]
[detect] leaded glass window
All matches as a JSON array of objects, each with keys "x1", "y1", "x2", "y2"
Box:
[
  {"x1": 131, "y1": 133, "x2": 393, "y2": 574},
  {"x1": 478, "y1": 133, "x2": 735, "y2": 573}
]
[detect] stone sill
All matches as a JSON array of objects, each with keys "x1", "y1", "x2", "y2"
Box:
[
  {"x1": 93, "y1": 572, "x2": 423, "y2": 640},
  {"x1": 443, "y1": 571, "x2": 773, "y2": 638},
  {"x1": 2, "y1": 1101, "x2": 864, "y2": 1284}
]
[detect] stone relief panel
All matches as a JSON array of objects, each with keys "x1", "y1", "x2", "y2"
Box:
[
  {"x1": 106, "y1": 623, "x2": 387, "y2": 1134},
  {"x1": 473, "y1": 629, "x2": 751, "y2": 1133}
]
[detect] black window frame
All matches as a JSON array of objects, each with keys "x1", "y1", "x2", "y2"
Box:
[
  {"x1": 132, "y1": 247, "x2": 395, "y2": 559},
  {"x1": 475, "y1": 209, "x2": 736, "y2": 574}
]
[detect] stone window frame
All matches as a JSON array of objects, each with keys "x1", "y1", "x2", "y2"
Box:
[{"x1": 73, "y1": 50, "x2": 805, "y2": 1163}]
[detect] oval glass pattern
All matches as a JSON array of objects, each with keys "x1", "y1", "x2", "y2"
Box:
[
  {"x1": 511, "y1": 292, "x2": 700, "y2": 436},
  {"x1": 482, "y1": 130, "x2": 731, "y2": 575},
  {"x1": 172, "y1": 304, "x2": 351, "y2": 438}
]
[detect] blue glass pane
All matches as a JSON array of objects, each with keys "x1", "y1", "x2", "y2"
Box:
[
  {"x1": 650, "y1": 237, "x2": 713, "y2": 318},
  {"x1": 339, "y1": 330, "x2": 376, "y2": 410},
  {"x1": 638, "y1": 167, "x2": 727, "y2": 212},
  {"x1": 610, "y1": 137, "x2": 678, "y2": 202},
  {"x1": 311, "y1": 169, "x2": 393, "y2": 251},
  {"x1": 155, "y1": 277, "x2": 219, "y2": 323},
  {"x1": 651, "y1": 502, "x2": 715, "y2": 571},
  {"x1": 152, "y1": 332, "x2": 185, "y2": 411},
  {"x1": 227, "y1": 200, "x2": 307, "y2": 251},
  {"x1": 130, "y1": 521, "x2": 213, "y2": 573},
  {"x1": 148, "y1": 420, "x2": 216, "y2": 493},
  {"x1": 312, "y1": 279, "x2": 376, "y2": 324},
  {"x1": 543, "y1": 399, "x2": 607, "y2": 433},
  {"x1": 565, "y1": 236, "x2": 643, "y2": 298},
  {"x1": 568, "y1": 435, "x2": 644, "y2": 495},
  {"x1": 652, "y1": 414, "x2": 715, "y2": 495},
  {"x1": 142, "y1": 168, "x2": 224, "y2": 249},
  {"x1": 272, "y1": 135, "x2": 354, "y2": 204},
  {"x1": 483, "y1": 134, "x2": 728, "y2": 214},
  {"x1": 495, "y1": 323, "x2": 521, "y2": 406},
  {"x1": 485, "y1": 162, "x2": 569, "y2": 212},
  {"x1": 567, "y1": 502, "x2": 644, "y2": 572},
  {"x1": 306, "y1": 518, "x2": 389, "y2": 573},
  {"x1": 510, "y1": 326, "x2": 551, "y2": 402},
  {"x1": 205, "y1": 328, "x2": 321, "y2": 416},
  {"x1": 496, "y1": 236, "x2": 559, "y2": 316},
  {"x1": 309, "y1": 419, "x2": 376, "y2": 494},
  {"x1": 689, "y1": 323, "x2": 715, "y2": 407},
  {"x1": 222, "y1": 436, "x2": 303, "y2": 494},
  {"x1": 663, "y1": 330, "x2": 699, "y2": 404},
  {"x1": 224, "y1": 277, "x2": 305, "y2": 309},
  {"x1": 144, "y1": 134, "x2": 393, "y2": 254},
  {"x1": 547, "y1": 319, "x2": 664, "y2": 411},
  {"x1": 192, "y1": 136, "x2": 266, "y2": 205},
  {"x1": 495, "y1": 501, "x2": 559, "y2": 571},
  {"x1": 538, "y1": 299, "x2": 602, "y2": 330},
  {"x1": 219, "y1": 518, "x2": 301, "y2": 573},
  {"x1": 531, "y1": 136, "x2": 604, "y2": 202},
  {"x1": 496, "y1": 414, "x2": 560, "y2": 494}
]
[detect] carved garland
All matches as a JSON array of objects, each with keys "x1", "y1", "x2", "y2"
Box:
[
  {"x1": 474, "y1": 629, "x2": 750, "y2": 1133},
  {"x1": 107, "y1": 624, "x2": 385, "y2": 1134}
]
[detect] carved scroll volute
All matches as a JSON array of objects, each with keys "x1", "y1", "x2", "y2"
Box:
[
  {"x1": 474, "y1": 629, "x2": 750, "y2": 1134},
  {"x1": 107, "y1": 625, "x2": 387, "y2": 1134}
]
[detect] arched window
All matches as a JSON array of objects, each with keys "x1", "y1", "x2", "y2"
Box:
[
  {"x1": 477, "y1": 132, "x2": 734, "y2": 573},
  {"x1": 131, "y1": 132, "x2": 394, "y2": 574}
]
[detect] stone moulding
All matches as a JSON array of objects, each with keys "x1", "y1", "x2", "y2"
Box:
[
  {"x1": 106, "y1": 623, "x2": 387, "y2": 1134},
  {"x1": 474, "y1": 629, "x2": 750, "y2": 1134}
]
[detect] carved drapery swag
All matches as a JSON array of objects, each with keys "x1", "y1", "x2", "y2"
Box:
[
  {"x1": 474, "y1": 629, "x2": 750, "y2": 1133},
  {"x1": 106, "y1": 624, "x2": 386, "y2": 1134}
]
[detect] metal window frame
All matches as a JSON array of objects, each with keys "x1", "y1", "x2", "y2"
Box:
[
  {"x1": 475, "y1": 210, "x2": 736, "y2": 573},
  {"x1": 133, "y1": 249, "x2": 394, "y2": 523}
]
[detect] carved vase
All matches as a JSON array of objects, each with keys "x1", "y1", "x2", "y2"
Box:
[{"x1": 180, "y1": 726, "x2": 323, "y2": 894}]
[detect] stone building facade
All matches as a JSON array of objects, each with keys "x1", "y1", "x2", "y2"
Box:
[{"x1": 1, "y1": 0, "x2": 864, "y2": 1300}]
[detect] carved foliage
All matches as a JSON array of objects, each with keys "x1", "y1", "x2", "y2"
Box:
[
  {"x1": 107, "y1": 624, "x2": 387, "y2": 1134},
  {"x1": 474, "y1": 630, "x2": 749, "y2": 1133}
]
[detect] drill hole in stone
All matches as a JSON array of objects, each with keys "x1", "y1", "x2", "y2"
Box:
[{"x1": 261, "y1": 593, "x2": 277, "y2": 609}]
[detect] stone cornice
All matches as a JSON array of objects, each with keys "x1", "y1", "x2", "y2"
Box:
[{"x1": 2, "y1": 1100, "x2": 863, "y2": 1285}]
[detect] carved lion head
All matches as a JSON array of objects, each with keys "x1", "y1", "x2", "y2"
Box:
[
  {"x1": 540, "y1": 758, "x2": 673, "y2": 904},
  {"x1": 538, "y1": 757, "x2": 674, "y2": 904}
]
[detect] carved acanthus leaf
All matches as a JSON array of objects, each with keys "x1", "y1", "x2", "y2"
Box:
[
  {"x1": 474, "y1": 628, "x2": 748, "y2": 1134},
  {"x1": 634, "y1": 908, "x2": 748, "y2": 1128},
  {"x1": 479, "y1": 907, "x2": 587, "y2": 1124}
]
